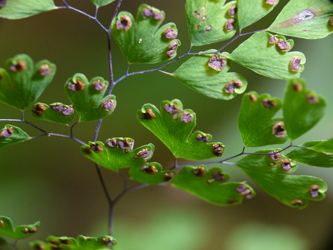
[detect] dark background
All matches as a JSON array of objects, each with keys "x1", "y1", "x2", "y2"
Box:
[{"x1": 0, "y1": 1, "x2": 333, "y2": 249}]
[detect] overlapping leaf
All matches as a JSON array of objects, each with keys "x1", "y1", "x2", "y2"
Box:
[
  {"x1": 287, "y1": 141, "x2": 333, "y2": 167},
  {"x1": 185, "y1": 0, "x2": 237, "y2": 46},
  {"x1": 283, "y1": 79, "x2": 326, "y2": 140},
  {"x1": 81, "y1": 137, "x2": 163, "y2": 176},
  {"x1": 0, "y1": 125, "x2": 31, "y2": 149},
  {"x1": 0, "y1": 54, "x2": 56, "y2": 110},
  {"x1": 137, "y1": 99, "x2": 225, "y2": 161},
  {"x1": 237, "y1": 0, "x2": 280, "y2": 29},
  {"x1": 32, "y1": 102, "x2": 75, "y2": 124},
  {"x1": 304, "y1": 139, "x2": 333, "y2": 153},
  {"x1": 0, "y1": 0, "x2": 56, "y2": 19},
  {"x1": 0, "y1": 216, "x2": 39, "y2": 240},
  {"x1": 172, "y1": 165, "x2": 255, "y2": 206},
  {"x1": 174, "y1": 51, "x2": 248, "y2": 100},
  {"x1": 65, "y1": 73, "x2": 116, "y2": 122},
  {"x1": 111, "y1": 4, "x2": 181, "y2": 64},
  {"x1": 269, "y1": 0, "x2": 333, "y2": 39},
  {"x1": 229, "y1": 32, "x2": 306, "y2": 80},
  {"x1": 31, "y1": 235, "x2": 117, "y2": 250},
  {"x1": 90, "y1": 0, "x2": 115, "y2": 7},
  {"x1": 237, "y1": 151, "x2": 327, "y2": 208},
  {"x1": 238, "y1": 92, "x2": 287, "y2": 147}
]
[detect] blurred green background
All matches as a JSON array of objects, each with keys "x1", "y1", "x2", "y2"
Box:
[{"x1": 0, "y1": 1, "x2": 333, "y2": 249}]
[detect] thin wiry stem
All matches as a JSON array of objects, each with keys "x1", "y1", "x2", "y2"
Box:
[
  {"x1": 179, "y1": 142, "x2": 294, "y2": 168},
  {"x1": 108, "y1": 0, "x2": 124, "y2": 31},
  {"x1": 59, "y1": 0, "x2": 109, "y2": 33}
]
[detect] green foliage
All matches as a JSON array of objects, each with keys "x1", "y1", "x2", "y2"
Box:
[
  {"x1": 0, "y1": 216, "x2": 40, "y2": 240},
  {"x1": 283, "y1": 79, "x2": 326, "y2": 140},
  {"x1": 81, "y1": 138, "x2": 159, "y2": 172},
  {"x1": 229, "y1": 32, "x2": 306, "y2": 80},
  {"x1": 237, "y1": 0, "x2": 279, "y2": 29},
  {"x1": 0, "y1": 54, "x2": 56, "y2": 110},
  {"x1": 90, "y1": 0, "x2": 115, "y2": 7},
  {"x1": 269, "y1": 0, "x2": 333, "y2": 39},
  {"x1": 237, "y1": 151, "x2": 327, "y2": 209},
  {"x1": 65, "y1": 74, "x2": 116, "y2": 122},
  {"x1": 32, "y1": 102, "x2": 75, "y2": 124},
  {"x1": 0, "y1": 0, "x2": 333, "y2": 245},
  {"x1": 111, "y1": 4, "x2": 181, "y2": 64},
  {"x1": 304, "y1": 139, "x2": 333, "y2": 153},
  {"x1": 185, "y1": 0, "x2": 237, "y2": 46},
  {"x1": 287, "y1": 141, "x2": 333, "y2": 167},
  {"x1": 174, "y1": 51, "x2": 248, "y2": 100},
  {"x1": 31, "y1": 235, "x2": 117, "y2": 250},
  {"x1": 172, "y1": 166, "x2": 255, "y2": 206},
  {"x1": 0, "y1": 124, "x2": 31, "y2": 149},
  {"x1": 137, "y1": 99, "x2": 225, "y2": 161},
  {"x1": 0, "y1": 0, "x2": 56, "y2": 19},
  {"x1": 238, "y1": 92, "x2": 287, "y2": 147}
]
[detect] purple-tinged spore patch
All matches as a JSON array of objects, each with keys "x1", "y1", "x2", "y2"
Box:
[
  {"x1": 181, "y1": 112, "x2": 193, "y2": 123},
  {"x1": 212, "y1": 143, "x2": 224, "y2": 156},
  {"x1": 224, "y1": 80, "x2": 242, "y2": 95},
  {"x1": 10, "y1": 60, "x2": 27, "y2": 72},
  {"x1": 228, "y1": 5, "x2": 237, "y2": 17},
  {"x1": 272, "y1": 121, "x2": 287, "y2": 138},
  {"x1": 164, "y1": 103, "x2": 179, "y2": 115},
  {"x1": 262, "y1": 99, "x2": 276, "y2": 109},
  {"x1": 281, "y1": 159, "x2": 292, "y2": 172},
  {"x1": 142, "y1": 165, "x2": 159, "y2": 175},
  {"x1": 116, "y1": 15, "x2": 132, "y2": 31},
  {"x1": 208, "y1": 55, "x2": 227, "y2": 72},
  {"x1": 93, "y1": 80, "x2": 105, "y2": 92},
  {"x1": 102, "y1": 99, "x2": 115, "y2": 112},
  {"x1": 277, "y1": 39, "x2": 291, "y2": 53},
  {"x1": 0, "y1": 127, "x2": 14, "y2": 138},
  {"x1": 307, "y1": 94, "x2": 319, "y2": 104},
  {"x1": 224, "y1": 19, "x2": 235, "y2": 32},
  {"x1": 289, "y1": 57, "x2": 302, "y2": 73},
  {"x1": 164, "y1": 27, "x2": 178, "y2": 40},
  {"x1": 39, "y1": 64, "x2": 51, "y2": 76},
  {"x1": 142, "y1": 8, "x2": 154, "y2": 17},
  {"x1": 309, "y1": 184, "x2": 320, "y2": 198},
  {"x1": 192, "y1": 166, "x2": 206, "y2": 177}
]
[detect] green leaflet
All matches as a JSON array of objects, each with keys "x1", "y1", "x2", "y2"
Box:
[
  {"x1": 172, "y1": 166, "x2": 255, "y2": 206},
  {"x1": 303, "y1": 139, "x2": 333, "y2": 154},
  {"x1": 174, "y1": 51, "x2": 248, "y2": 100},
  {"x1": 237, "y1": 151, "x2": 327, "y2": 209},
  {"x1": 64, "y1": 73, "x2": 116, "y2": 122},
  {"x1": 31, "y1": 235, "x2": 117, "y2": 250},
  {"x1": 185, "y1": 0, "x2": 237, "y2": 46},
  {"x1": 0, "y1": 216, "x2": 40, "y2": 240},
  {"x1": 32, "y1": 102, "x2": 75, "y2": 124},
  {"x1": 229, "y1": 32, "x2": 306, "y2": 80},
  {"x1": 81, "y1": 137, "x2": 158, "y2": 172},
  {"x1": 287, "y1": 141, "x2": 333, "y2": 167},
  {"x1": 269, "y1": 0, "x2": 333, "y2": 39},
  {"x1": 0, "y1": 54, "x2": 56, "y2": 110},
  {"x1": 0, "y1": 124, "x2": 31, "y2": 149},
  {"x1": 137, "y1": 99, "x2": 225, "y2": 161},
  {"x1": 283, "y1": 79, "x2": 326, "y2": 140},
  {"x1": 111, "y1": 4, "x2": 181, "y2": 64},
  {"x1": 0, "y1": 0, "x2": 57, "y2": 19},
  {"x1": 238, "y1": 92, "x2": 287, "y2": 147},
  {"x1": 237, "y1": 0, "x2": 280, "y2": 29},
  {"x1": 129, "y1": 162, "x2": 172, "y2": 185},
  {"x1": 82, "y1": 138, "x2": 169, "y2": 184},
  {"x1": 90, "y1": 0, "x2": 115, "y2": 7}
]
